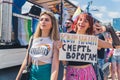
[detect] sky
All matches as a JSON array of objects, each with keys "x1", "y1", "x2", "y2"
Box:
[
  {"x1": 22, "y1": 0, "x2": 120, "y2": 24},
  {"x1": 70, "y1": 0, "x2": 120, "y2": 24}
]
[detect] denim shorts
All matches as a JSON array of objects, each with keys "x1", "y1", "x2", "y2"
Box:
[
  {"x1": 98, "y1": 58, "x2": 105, "y2": 68},
  {"x1": 111, "y1": 55, "x2": 120, "y2": 64}
]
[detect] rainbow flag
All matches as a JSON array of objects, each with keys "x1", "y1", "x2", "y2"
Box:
[{"x1": 72, "y1": 6, "x2": 82, "y2": 21}]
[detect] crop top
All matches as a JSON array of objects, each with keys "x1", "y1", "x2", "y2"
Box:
[
  {"x1": 29, "y1": 37, "x2": 53, "y2": 66},
  {"x1": 68, "y1": 61, "x2": 90, "y2": 66}
]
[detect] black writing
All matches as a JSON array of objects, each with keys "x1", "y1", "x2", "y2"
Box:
[
  {"x1": 66, "y1": 52, "x2": 97, "y2": 61},
  {"x1": 62, "y1": 44, "x2": 91, "y2": 52}
]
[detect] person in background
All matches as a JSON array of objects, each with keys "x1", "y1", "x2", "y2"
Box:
[
  {"x1": 64, "y1": 19, "x2": 75, "y2": 33},
  {"x1": 16, "y1": 11, "x2": 60, "y2": 80},
  {"x1": 62, "y1": 19, "x2": 75, "y2": 80},
  {"x1": 93, "y1": 22, "x2": 106, "y2": 80},
  {"x1": 111, "y1": 31, "x2": 120, "y2": 80},
  {"x1": 61, "y1": 12, "x2": 120, "y2": 80},
  {"x1": 94, "y1": 22, "x2": 120, "y2": 46},
  {"x1": 105, "y1": 32, "x2": 113, "y2": 79}
]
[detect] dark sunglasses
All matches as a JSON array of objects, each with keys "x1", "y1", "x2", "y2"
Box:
[{"x1": 65, "y1": 22, "x2": 71, "y2": 24}]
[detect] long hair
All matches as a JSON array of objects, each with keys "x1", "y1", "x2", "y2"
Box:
[
  {"x1": 74, "y1": 13, "x2": 94, "y2": 35},
  {"x1": 34, "y1": 11, "x2": 59, "y2": 41}
]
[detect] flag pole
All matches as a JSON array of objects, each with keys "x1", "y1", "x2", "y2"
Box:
[
  {"x1": 86, "y1": 1, "x2": 93, "y2": 13},
  {"x1": 60, "y1": 0, "x2": 63, "y2": 32}
]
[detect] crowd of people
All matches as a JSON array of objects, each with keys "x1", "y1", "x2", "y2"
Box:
[{"x1": 16, "y1": 10, "x2": 120, "y2": 80}]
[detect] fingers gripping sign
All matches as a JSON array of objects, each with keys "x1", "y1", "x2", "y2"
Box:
[{"x1": 56, "y1": 41, "x2": 62, "y2": 49}]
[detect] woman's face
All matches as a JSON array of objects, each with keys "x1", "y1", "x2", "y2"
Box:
[
  {"x1": 76, "y1": 14, "x2": 90, "y2": 33},
  {"x1": 39, "y1": 14, "x2": 52, "y2": 30}
]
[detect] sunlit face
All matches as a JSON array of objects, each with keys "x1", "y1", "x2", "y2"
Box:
[
  {"x1": 65, "y1": 20, "x2": 72, "y2": 28},
  {"x1": 39, "y1": 14, "x2": 52, "y2": 30},
  {"x1": 76, "y1": 14, "x2": 90, "y2": 33}
]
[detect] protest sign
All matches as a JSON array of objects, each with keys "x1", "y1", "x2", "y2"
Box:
[{"x1": 59, "y1": 33, "x2": 98, "y2": 63}]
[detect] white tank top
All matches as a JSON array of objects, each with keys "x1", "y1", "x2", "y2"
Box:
[
  {"x1": 113, "y1": 49, "x2": 120, "y2": 56},
  {"x1": 29, "y1": 37, "x2": 53, "y2": 65}
]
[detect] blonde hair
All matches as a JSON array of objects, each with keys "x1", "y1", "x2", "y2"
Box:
[{"x1": 34, "y1": 11, "x2": 59, "y2": 41}]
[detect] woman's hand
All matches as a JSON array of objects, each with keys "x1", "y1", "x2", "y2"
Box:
[
  {"x1": 94, "y1": 22, "x2": 106, "y2": 33},
  {"x1": 56, "y1": 40, "x2": 62, "y2": 49}
]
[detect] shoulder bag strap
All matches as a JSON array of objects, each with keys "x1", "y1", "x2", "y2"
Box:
[{"x1": 26, "y1": 36, "x2": 33, "y2": 67}]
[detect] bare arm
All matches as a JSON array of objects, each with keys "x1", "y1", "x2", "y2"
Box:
[
  {"x1": 16, "y1": 37, "x2": 33, "y2": 80},
  {"x1": 51, "y1": 41, "x2": 59, "y2": 80},
  {"x1": 94, "y1": 23, "x2": 120, "y2": 46},
  {"x1": 98, "y1": 33, "x2": 120, "y2": 49},
  {"x1": 98, "y1": 39, "x2": 113, "y2": 48},
  {"x1": 16, "y1": 53, "x2": 32, "y2": 80}
]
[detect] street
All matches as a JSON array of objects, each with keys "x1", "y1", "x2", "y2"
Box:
[
  {"x1": 0, "y1": 63, "x2": 113, "y2": 80},
  {"x1": 0, "y1": 61, "x2": 63, "y2": 80},
  {"x1": 0, "y1": 65, "x2": 21, "y2": 80}
]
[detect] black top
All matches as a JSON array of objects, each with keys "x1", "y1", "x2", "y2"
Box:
[
  {"x1": 96, "y1": 33, "x2": 105, "y2": 59},
  {"x1": 68, "y1": 30, "x2": 76, "y2": 33},
  {"x1": 68, "y1": 61, "x2": 90, "y2": 66}
]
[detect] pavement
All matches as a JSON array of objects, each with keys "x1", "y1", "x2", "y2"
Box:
[
  {"x1": 0, "y1": 62, "x2": 116, "y2": 80},
  {"x1": 0, "y1": 65, "x2": 21, "y2": 80},
  {"x1": 0, "y1": 61, "x2": 64, "y2": 80}
]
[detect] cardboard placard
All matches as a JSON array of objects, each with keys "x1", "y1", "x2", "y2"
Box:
[{"x1": 59, "y1": 33, "x2": 98, "y2": 63}]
